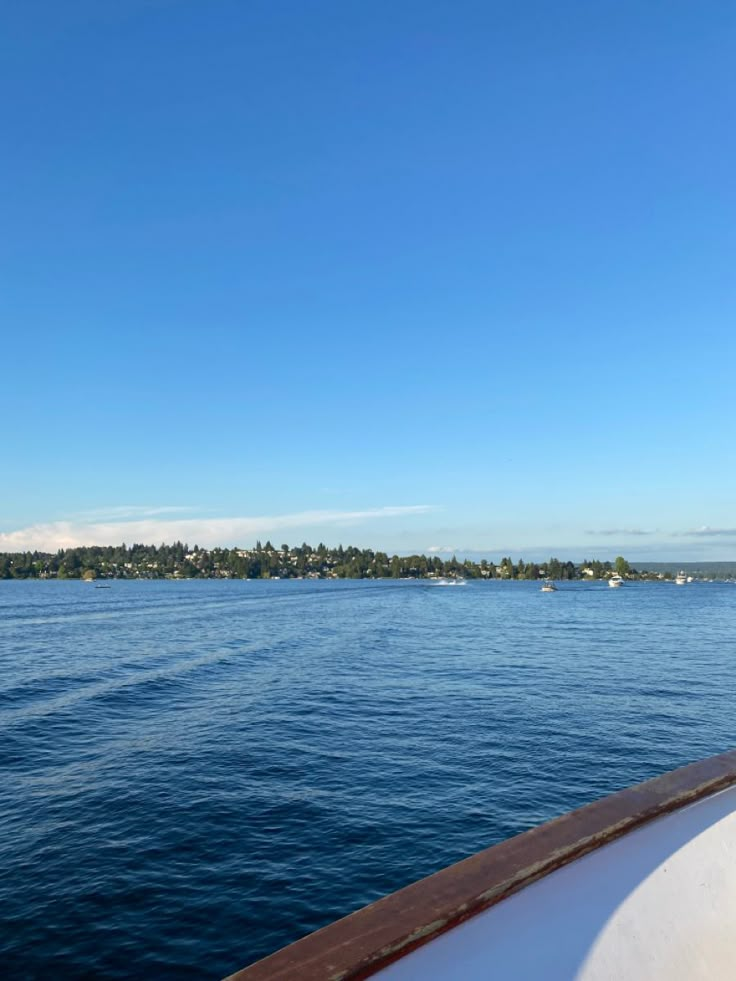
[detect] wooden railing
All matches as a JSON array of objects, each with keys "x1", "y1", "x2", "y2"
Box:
[{"x1": 225, "y1": 748, "x2": 736, "y2": 981}]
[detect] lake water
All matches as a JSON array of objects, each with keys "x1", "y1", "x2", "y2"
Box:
[{"x1": 2, "y1": 578, "x2": 735, "y2": 978}]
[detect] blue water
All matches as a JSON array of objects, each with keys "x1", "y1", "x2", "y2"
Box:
[{"x1": 1, "y1": 578, "x2": 735, "y2": 978}]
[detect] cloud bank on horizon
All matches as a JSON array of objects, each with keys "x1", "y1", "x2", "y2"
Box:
[
  {"x1": 684, "y1": 526, "x2": 736, "y2": 537},
  {"x1": 2, "y1": 506, "x2": 735, "y2": 559},
  {"x1": 0, "y1": 506, "x2": 438, "y2": 551}
]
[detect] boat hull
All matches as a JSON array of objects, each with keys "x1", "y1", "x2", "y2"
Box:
[{"x1": 226, "y1": 750, "x2": 736, "y2": 981}]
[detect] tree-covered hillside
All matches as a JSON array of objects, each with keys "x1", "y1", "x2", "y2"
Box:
[{"x1": 0, "y1": 542, "x2": 658, "y2": 581}]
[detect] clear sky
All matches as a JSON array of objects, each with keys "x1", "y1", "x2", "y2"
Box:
[{"x1": 2, "y1": 1, "x2": 735, "y2": 560}]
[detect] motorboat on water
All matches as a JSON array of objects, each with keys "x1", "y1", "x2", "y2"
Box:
[
  {"x1": 227, "y1": 749, "x2": 736, "y2": 981},
  {"x1": 675, "y1": 571, "x2": 688, "y2": 585},
  {"x1": 540, "y1": 579, "x2": 557, "y2": 592},
  {"x1": 609, "y1": 574, "x2": 624, "y2": 588}
]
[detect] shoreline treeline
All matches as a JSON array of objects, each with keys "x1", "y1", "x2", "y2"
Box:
[{"x1": 0, "y1": 542, "x2": 657, "y2": 581}]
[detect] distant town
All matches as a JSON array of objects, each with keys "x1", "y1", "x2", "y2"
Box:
[{"x1": 1, "y1": 542, "x2": 731, "y2": 581}]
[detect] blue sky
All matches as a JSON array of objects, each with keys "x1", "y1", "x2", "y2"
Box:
[{"x1": 2, "y1": 1, "x2": 735, "y2": 559}]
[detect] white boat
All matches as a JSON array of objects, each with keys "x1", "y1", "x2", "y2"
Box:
[
  {"x1": 540, "y1": 579, "x2": 557, "y2": 592},
  {"x1": 675, "y1": 570, "x2": 687, "y2": 585},
  {"x1": 609, "y1": 573, "x2": 624, "y2": 588},
  {"x1": 228, "y1": 750, "x2": 736, "y2": 981}
]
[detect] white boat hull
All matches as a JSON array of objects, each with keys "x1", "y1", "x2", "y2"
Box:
[
  {"x1": 228, "y1": 751, "x2": 736, "y2": 981},
  {"x1": 377, "y1": 784, "x2": 736, "y2": 980}
]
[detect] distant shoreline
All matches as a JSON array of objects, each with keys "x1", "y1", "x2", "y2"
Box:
[
  {"x1": 6, "y1": 576, "x2": 736, "y2": 584},
  {"x1": 2, "y1": 542, "x2": 735, "y2": 582}
]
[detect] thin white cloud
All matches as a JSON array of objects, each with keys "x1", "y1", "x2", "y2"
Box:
[
  {"x1": 68, "y1": 505, "x2": 198, "y2": 521},
  {"x1": 682, "y1": 526, "x2": 736, "y2": 537},
  {"x1": 584, "y1": 528, "x2": 654, "y2": 536},
  {"x1": 427, "y1": 545, "x2": 459, "y2": 554},
  {"x1": 0, "y1": 506, "x2": 438, "y2": 551}
]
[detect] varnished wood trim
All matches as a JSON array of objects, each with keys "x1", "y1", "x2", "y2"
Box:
[{"x1": 225, "y1": 749, "x2": 736, "y2": 981}]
